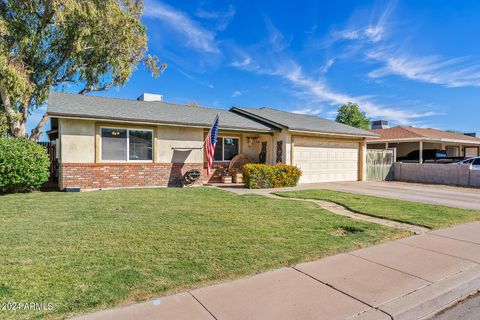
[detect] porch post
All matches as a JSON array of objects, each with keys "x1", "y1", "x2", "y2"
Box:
[
  {"x1": 419, "y1": 141, "x2": 423, "y2": 163},
  {"x1": 359, "y1": 139, "x2": 367, "y2": 181}
]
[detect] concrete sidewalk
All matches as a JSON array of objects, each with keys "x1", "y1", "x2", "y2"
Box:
[{"x1": 73, "y1": 222, "x2": 480, "y2": 320}]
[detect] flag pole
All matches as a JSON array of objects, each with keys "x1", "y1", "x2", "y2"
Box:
[{"x1": 204, "y1": 114, "x2": 219, "y2": 177}]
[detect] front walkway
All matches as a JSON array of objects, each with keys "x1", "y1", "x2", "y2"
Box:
[
  {"x1": 73, "y1": 222, "x2": 480, "y2": 320},
  {"x1": 264, "y1": 193, "x2": 429, "y2": 234},
  {"x1": 214, "y1": 180, "x2": 480, "y2": 210}
]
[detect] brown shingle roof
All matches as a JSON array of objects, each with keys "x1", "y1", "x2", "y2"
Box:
[{"x1": 369, "y1": 126, "x2": 480, "y2": 143}]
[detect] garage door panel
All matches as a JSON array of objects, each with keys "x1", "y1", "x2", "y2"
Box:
[{"x1": 294, "y1": 138, "x2": 359, "y2": 183}]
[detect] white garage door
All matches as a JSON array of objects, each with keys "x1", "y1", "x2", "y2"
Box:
[{"x1": 293, "y1": 138, "x2": 359, "y2": 183}]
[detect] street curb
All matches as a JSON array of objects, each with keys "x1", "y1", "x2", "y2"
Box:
[{"x1": 375, "y1": 265, "x2": 480, "y2": 320}]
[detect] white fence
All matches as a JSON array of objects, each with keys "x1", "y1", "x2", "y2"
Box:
[
  {"x1": 393, "y1": 163, "x2": 480, "y2": 187},
  {"x1": 366, "y1": 149, "x2": 395, "y2": 181}
]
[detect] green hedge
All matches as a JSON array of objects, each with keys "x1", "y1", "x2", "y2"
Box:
[
  {"x1": 243, "y1": 164, "x2": 302, "y2": 189},
  {"x1": 0, "y1": 138, "x2": 50, "y2": 193}
]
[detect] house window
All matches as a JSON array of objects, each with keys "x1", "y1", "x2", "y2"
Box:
[
  {"x1": 129, "y1": 130, "x2": 153, "y2": 161},
  {"x1": 101, "y1": 128, "x2": 127, "y2": 161},
  {"x1": 100, "y1": 127, "x2": 153, "y2": 162},
  {"x1": 213, "y1": 137, "x2": 239, "y2": 161}
]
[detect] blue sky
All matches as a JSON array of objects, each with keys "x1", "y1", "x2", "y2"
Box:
[{"x1": 32, "y1": 0, "x2": 480, "y2": 134}]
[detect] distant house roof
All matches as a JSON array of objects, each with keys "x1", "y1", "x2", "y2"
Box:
[
  {"x1": 47, "y1": 92, "x2": 275, "y2": 132},
  {"x1": 231, "y1": 107, "x2": 378, "y2": 137},
  {"x1": 369, "y1": 126, "x2": 480, "y2": 145}
]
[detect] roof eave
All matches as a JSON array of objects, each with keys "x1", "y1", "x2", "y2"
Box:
[
  {"x1": 366, "y1": 137, "x2": 480, "y2": 145},
  {"x1": 288, "y1": 129, "x2": 379, "y2": 139}
]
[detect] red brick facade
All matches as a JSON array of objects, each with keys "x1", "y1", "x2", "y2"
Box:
[
  {"x1": 60, "y1": 163, "x2": 204, "y2": 190},
  {"x1": 204, "y1": 161, "x2": 231, "y2": 183}
]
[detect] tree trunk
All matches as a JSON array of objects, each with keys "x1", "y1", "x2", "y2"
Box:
[
  {"x1": 0, "y1": 89, "x2": 29, "y2": 139},
  {"x1": 29, "y1": 113, "x2": 49, "y2": 141}
]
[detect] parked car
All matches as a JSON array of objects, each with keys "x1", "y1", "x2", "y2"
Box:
[
  {"x1": 397, "y1": 149, "x2": 455, "y2": 163},
  {"x1": 457, "y1": 157, "x2": 480, "y2": 168}
]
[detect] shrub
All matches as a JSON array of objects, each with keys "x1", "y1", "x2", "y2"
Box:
[
  {"x1": 0, "y1": 138, "x2": 50, "y2": 192},
  {"x1": 243, "y1": 164, "x2": 302, "y2": 189}
]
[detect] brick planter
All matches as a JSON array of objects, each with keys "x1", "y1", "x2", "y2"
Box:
[
  {"x1": 60, "y1": 163, "x2": 204, "y2": 190},
  {"x1": 204, "y1": 161, "x2": 231, "y2": 183}
]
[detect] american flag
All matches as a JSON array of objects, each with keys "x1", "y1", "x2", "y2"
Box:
[{"x1": 205, "y1": 114, "x2": 219, "y2": 176}]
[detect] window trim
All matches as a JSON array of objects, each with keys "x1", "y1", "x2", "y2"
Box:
[
  {"x1": 212, "y1": 136, "x2": 241, "y2": 162},
  {"x1": 99, "y1": 126, "x2": 154, "y2": 163}
]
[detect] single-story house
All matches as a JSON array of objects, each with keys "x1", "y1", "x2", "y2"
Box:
[
  {"x1": 367, "y1": 124, "x2": 480, "y2": 162},
  {"x1": 46, "y1": 92, "x2": 377, "y2": 190}
]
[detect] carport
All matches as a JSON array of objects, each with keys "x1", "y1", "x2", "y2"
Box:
[{"x1": 367, "y1": 126, "x2": 480, "y2": 163}]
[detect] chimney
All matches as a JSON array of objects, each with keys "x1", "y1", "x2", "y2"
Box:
[
  {"x1": 371, "y1": 120, "x2": 389, "y2": 130},
  {"x1": 137, "y1": 93, "x2": 163, "y2": 102}
]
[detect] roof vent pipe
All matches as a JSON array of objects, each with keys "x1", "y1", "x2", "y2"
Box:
[
  {"x1": 371, "y1": 120, "x2": 389, "y2": 130},
  {"x1": 137, "y1": 93, "x2": 164, "y2": 102}
]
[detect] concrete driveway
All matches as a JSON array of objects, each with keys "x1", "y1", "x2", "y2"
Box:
[{"x1": 217, "y1": 181, "x2": 480, "y2": 210}]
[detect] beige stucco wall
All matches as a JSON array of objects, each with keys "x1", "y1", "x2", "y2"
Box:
[
  {"x1": 157, "y1": 125, "x2": 204, "y2": 163},
  {"x1": 59, "y1": 119, "x2": 205, "y2": 164},
  {"x1": 273, "y1": 129, "x2": 292, "y2": 164},
  {"x1": 58, "y1": 118, "x2": 277, "y2": 165},
  {"x1": 465, "y1": 147, "x2": 480, "y2": 157},
  {"x1": 389, "y1": 141, "x2": 441, "y2": 157},
  {"x1": 368, "y1": 143, "x2": 387, "y2": 149},
  {"x1": 59, "y1": 118, "x2": 96, "y2": 163}
]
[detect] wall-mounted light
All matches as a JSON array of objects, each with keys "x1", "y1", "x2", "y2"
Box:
[{"x1": 247, "y1": 137, "x2": 259, "y2": 147}]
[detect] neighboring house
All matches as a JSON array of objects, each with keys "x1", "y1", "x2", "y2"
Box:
[
  {"x1": 47, "y1": 92, "x2": 377, "y2": 190},
  {"x1": 367, "y1": 124, "x2": 480, "y2": 162}
]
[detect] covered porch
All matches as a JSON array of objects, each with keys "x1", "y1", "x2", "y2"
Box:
[{"x1": 204, "y1": 130, "x2": 275, "y2": 183}]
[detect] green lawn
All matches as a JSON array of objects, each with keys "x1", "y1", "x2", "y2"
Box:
[
  {"x1": 0, "y1": 187, "x2": 408, "y2": 319},
  {"x1": 275, "y1": 189, "x2": 480, "y2": 229}
]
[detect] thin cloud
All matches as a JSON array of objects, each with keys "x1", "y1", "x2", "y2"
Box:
[
  {"x1": 319, "y1": 58, "x2": 335, "y2": 73},
  {"x1": 322, "y1": 2, "x2": 480, "y2": 89},
  {"x1": 364, "y1": 1, "x2": 395, "y2": 42},
  {"x1": 292, "y1": 108, "x2": 322, "y2": 116},
  {"x1": 265, "y1": 18, "x2": 291, "y2": 52},
  {"x1": 204, "y1": 83, "x2": 215, "y2": 89},
  {"x1": 277, "y1": 63, "x2": 434, "y2": 125},
  {"x1": 144, "y1": 0, "x2": 219, "y2": 53},
  {"x1": 367, "y1": 49, "x2": 480, "y2": 88},
  {"x1": 228, "y1": 18, "x2": 434, "y2": 125},
  {"x1": 232, "y1": 53, "x2": 434, "y2": 124},
  {"x1": 231, "y1": 90, "x2": 242, "y2": 97},
  {"x1": 195, "y1": 5, "x2": 236, "y2": 31},
  {"x1": 322, "y1": 1, "x2": 395, "y2": 47},
  {"x1": 230, "y1": 56, "x2": 259, "y2": 71}
]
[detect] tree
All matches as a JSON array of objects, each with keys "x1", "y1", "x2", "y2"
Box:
[
  {"x1": 0, "y1": 111, "x2": 8, "y2": 137},
  {"x1": 335, "y1": 102, "x2": 371, "y2": 130},
  {"x1": 0, "y1": 0, "x2": 165, "y2": 140}
]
